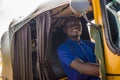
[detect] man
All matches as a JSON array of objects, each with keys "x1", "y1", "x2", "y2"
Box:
[{"x1": 57, "y1": 16, "x2": 100, "y2": 80}]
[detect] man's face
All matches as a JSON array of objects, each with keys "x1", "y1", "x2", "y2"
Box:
[{"x1": 65, "y1": 21, "x2": 82, "y2": 38}]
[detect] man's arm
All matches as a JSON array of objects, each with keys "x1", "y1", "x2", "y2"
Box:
[{"x1": 70, "y1": 58, "x2": 100, "y2": 77}]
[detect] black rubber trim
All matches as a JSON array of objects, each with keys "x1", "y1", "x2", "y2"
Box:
[{"x1": 107, "y1": 73, "x2": 120, "y2": 76}]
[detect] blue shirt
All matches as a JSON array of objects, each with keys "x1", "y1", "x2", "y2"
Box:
[{"x1": 57, "y1": 39, "x2": 100, "y2": 80}]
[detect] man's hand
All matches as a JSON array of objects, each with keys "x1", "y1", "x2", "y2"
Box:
[{"x1": 70, "y1": 58, "x2": 100, "y2": 77}]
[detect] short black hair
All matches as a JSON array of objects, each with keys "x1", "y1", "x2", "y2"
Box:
[{"x1": 64, "y1": 16, "x2": 80, "y2": 26}]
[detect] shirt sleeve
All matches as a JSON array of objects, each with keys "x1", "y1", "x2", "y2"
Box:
[{"x1": 57, "y1": 44, "x2": 78, "y2": 67}]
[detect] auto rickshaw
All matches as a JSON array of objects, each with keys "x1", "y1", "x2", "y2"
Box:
[{"x1": 1, "y1": 0, "x2": 120, "y2": 80}]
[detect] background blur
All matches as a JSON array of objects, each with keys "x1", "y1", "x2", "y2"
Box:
[{"x1": 0, "y1": 0, "x2": 49, "y2": 48}]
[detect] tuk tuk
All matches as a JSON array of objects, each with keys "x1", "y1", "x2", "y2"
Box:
[{"x1": 1, "y1": 0, "x2": 120, "y2": 80}]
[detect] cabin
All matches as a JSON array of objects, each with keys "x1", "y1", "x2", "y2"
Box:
[{"x1": 1, "y1": 0, "x2": 120, "y2": 80}]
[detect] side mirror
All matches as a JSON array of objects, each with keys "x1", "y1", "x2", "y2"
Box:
[
  {"x1": 70, "y1": 0, "x2": 94, "y2": 26},
  {"x1": 70, "y1": 0, "x2": 89, "y2": 15}
]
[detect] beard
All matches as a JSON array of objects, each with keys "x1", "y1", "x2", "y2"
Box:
[
  {"x1": 70, "y1": 33, "x2": 81, "y2": 38},
  {"x1": 67, "y1": 29, "x2": 82, "y2": 38}
]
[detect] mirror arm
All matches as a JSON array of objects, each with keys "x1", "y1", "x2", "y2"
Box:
[{"x1": 82, "y1": 12, "x2": 102, "y2": 30}]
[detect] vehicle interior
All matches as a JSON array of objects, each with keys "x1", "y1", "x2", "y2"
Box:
[
  {"x1": 28, "y1": 0, "x2": 120, "y2": 80},
  {"x1": 48, "y1": 0, "x2": 120, "y2": 79},
  {"x1": 30, "y1": 2, "x2": 94, "y2": 79},
  {"x1": 49, "y1": 6, "x2": 92, "y2": 80}
]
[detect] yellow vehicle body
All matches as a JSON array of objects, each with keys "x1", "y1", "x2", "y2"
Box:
[{"x1": 93, "y1": 0, "x2": 120, "y2": 79}]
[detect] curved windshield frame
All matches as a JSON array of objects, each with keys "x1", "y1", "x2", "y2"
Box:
[{"x1": 100, "y1": 0, "x2": 120, "y2": 54}]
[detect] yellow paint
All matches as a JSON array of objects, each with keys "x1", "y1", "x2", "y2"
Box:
[
  {"x1": 103, "y1": 33, "x2": 120, "y2": 74},
  {"x1": 92, "y1": 0, "x2": 120, "y2": 79},
  {"x1": 59, "y1": 77, "x2": 67, "y2": 80},
  {"x1": 107, "y1": 76, "x2": 120, "y2": 80},
  {"x1": 92, "y1": 0, "x2": 103, "y2": 25}
]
